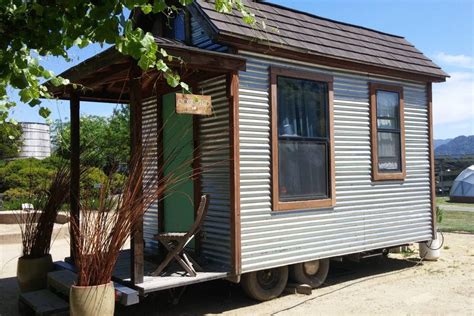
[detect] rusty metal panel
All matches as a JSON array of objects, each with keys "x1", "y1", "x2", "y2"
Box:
[{"x1": 238, "y1": 52, "x2": 432, "y2": 272}]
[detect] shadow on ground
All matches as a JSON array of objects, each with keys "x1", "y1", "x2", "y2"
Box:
[
  {"x1": 116, "y1": 256, "x2": 420, "y2": 315},
  {"x1": 0, "y1": 256, "x2": 420, "y2": 315},
  {"x1": 0, "y1": 276, "x2": 20, "y2": 316}
]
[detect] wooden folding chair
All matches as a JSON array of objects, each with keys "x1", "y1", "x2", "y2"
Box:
[{"x1": 151, "y1": 194, "x2": 210, "y2": 277}]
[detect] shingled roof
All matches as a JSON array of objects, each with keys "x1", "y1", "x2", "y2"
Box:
[{"x1": 193, "y1": 0, "x2": 448, "y2": 81}]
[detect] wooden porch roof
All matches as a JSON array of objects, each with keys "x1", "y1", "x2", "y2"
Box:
[{"x1": 47, "y1": 37, "x2": 246, "y2": 103}]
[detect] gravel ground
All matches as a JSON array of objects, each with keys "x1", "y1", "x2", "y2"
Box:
[{"x1": 1, "y1": 232, "x2": 473, "y2": 316}]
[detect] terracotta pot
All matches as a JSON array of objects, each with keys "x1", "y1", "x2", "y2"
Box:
[
  {"x1": 17, "y1": 254, "x2": 53, "y2": 292},
  {"x1": 70, "y1": 282, "x2": 115, "y2": 316}
]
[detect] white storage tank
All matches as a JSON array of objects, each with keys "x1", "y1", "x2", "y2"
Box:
[{"x1": 18, "y1": 122, "x2": 51, "y2": 159}]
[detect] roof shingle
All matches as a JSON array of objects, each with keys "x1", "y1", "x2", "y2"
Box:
[{"x1": 194, "y1": 0, "x2": 448, "y2": 79}]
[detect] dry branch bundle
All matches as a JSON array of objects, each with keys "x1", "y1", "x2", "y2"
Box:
[
  {"x1": 16, "y1": 163, "x2": 70, "y2": 259},
  {"x1": 71, "y1": 116, "x2": 230, "y2": 286}
]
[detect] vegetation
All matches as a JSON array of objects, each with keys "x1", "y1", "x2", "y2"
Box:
[
  {"x1": 438, "y1": 211, "x2": 474, "y2": 234},
  {"x1": 0, "y1": 0, "x2": 257, "y2": 125},
  {"x1": 0, "y1": 122, "x2": 22, "y2": 160},
  {"x1": 0, "y1": 156, "x2": 107, "y2": 210},
  {"x1": 72, "y1": 148, "x2": 167, "y2": 286},
  {"x1": 53, "y1": 106, "x2": 130, "y2": 173},
  {"x1": 436, "y1": 196, "x2": 474, "y2": 208},
  {"x1": 17, "y1": 163, "x2": 70, "y2": 258}
]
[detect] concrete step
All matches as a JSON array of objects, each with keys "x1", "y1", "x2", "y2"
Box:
[
  {"x1": 19, "y1": 289, "x2": 69, "y2": 316},
  {"x1": 47, "y1": 270, "x2": 76, "y2": 297}
]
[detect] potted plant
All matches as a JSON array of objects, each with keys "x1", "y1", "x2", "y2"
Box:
[
  {"x1": 69, "y1": 154, "x2": 168, "y2": 316},
  {"x1": 16, "y1": 164, "x2": 70, "y2": 292}
]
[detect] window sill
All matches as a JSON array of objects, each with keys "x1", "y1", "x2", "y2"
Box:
[
  {"x1": 273, "y1": 197, "x2": 335, "y2": 211},
  {"x1": 372, "y1": 172, "x2": 406, "y2": 181}
]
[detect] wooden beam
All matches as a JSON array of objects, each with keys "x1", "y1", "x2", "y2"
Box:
[
  {"x1": 164, "y1": 45, "x2": 246, "y2": 72},
  {"x1": 427, "y1": 82, "x2": 437, "y2": 238},
  {"x1": 69, "y1": 90, "x2": 80, "y2": 260},
  {"x1": 129, "y1": 62, "x2": 144, "y2": 284},
  {"x1": 228, "y1": 71, "x2": 241, "y2": 276}
]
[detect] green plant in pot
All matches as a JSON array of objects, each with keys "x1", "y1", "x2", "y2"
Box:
[{"x1": 16, "y1": 165, "x2": 70, "y2": 292}]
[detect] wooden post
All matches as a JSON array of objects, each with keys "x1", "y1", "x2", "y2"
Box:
[
  {"x1": 129, "y1": 62, "x2": 144, "y2": 284},
  {"x1": 228, "y1": 71, "x2": 241, "y2": 277},
  {"x1": 70, "y1": 90, "x2": 80, "y2": 260},
  {"x1": 427, "y1": 82, "x2": 437, "y2": 238}
]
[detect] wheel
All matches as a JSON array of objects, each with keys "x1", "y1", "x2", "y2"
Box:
[
  {"x1": 289, "y1": 258, "x2": 330, "y2": 289},
  {"x1": 241, "y1": 266, "x2": 289, "y2": 301}
]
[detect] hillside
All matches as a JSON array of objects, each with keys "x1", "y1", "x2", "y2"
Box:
[
  {"x1": 435, "y1": 135, "x2": 474, "y2": 157},
  {"x1": 434, "y1": 138, "x2": 452, "y2": 149}
]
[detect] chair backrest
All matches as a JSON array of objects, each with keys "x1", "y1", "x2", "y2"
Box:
[{"x1": 185, "y1": 194, "x2": 210, "y2": 238}]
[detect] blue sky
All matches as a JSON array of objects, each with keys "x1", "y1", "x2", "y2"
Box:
[{"x1": 9, "y1": 0, "x2": 474, "y2": 139}]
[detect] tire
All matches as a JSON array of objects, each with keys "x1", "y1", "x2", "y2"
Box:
[
  {"x1": 241, "y1": 266, "x2": 289, "y2": 301},
  {"x1": 289, "y1": 258, "x2": 330, "y2": 289}
]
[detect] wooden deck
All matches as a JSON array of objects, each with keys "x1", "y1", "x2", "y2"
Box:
[{"x1": 113, "y1": 250, "x2": 228, "y2": 294}]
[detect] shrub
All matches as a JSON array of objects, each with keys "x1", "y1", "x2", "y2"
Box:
[
  {"x1": 81, "y1": 167, "x2": 108, "y2": 198},
  {"x1": 436, "y1": 206, "x2": 444, "y2": 224},
  {"x1": 0, "y1": 158, "x2": 55, "y2": 193},
  {"x1": 111, "y1": 173, "x2": 127, "y2": 194},
  {"x1": 2, "y1": 188, "x2": 32, "y2": 210},
  {"x1": 3, "y1": 187, "x2": 32, "y2": 201}
]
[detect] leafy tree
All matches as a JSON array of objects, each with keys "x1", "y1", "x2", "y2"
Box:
[
  {"x1": 0, "y1": 1, "x2": 257, "y2": 124},
  {"x1": 0, "y1": 122, "x2": 23, "y2": 160},
  {"x1": 0, "y1": 156, "x2": 108, "y2": 209},
  {"x1": 52, "y1": 105, "x2": 130, "y2": 173}
]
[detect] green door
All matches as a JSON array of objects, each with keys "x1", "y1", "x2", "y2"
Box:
[{"x1": 162, "y1": 93, "x2": 195, "y2": 245}]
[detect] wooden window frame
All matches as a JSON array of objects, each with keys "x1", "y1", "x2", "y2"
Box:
[
  {"x1": 370, "y1": 83, "x2": 406, "y2": 181},
  {"x1": 270, "y1": 66, "x2": 336, "y2": 211}
]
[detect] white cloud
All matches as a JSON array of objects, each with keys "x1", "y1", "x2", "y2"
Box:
[
  {"x1": 433, "y1": 71, "x2": 474, "y2": 136},
  {"x1": 433, "y1": 52, "x2": 474, "y2": 69}
]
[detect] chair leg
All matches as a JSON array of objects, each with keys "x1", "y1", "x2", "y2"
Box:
[
  {"x1": 151, "y1": 241, "x2": 178, "y2": 276},
  {"x1": 184, "y1": 253, "x2": 203, "y2": 272},
  {"x1": 174, "y1": 253, "x2": 196, "y2": 277},
  {"x1": 182, "y1": 253, "x2": 196, "y2": 273},
  {"x1": 151, "y1": 238, "x2": 198, "y2": 277}
]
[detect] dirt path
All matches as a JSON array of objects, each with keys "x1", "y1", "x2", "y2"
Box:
[{"x1": 1, "y1": 233, "x2": 473, "y2": 315}]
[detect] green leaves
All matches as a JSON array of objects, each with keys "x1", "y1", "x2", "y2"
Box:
[
  {"x1": 0, "y1": 0, "x2": 258, "y2": 122},
  {"x1": 39, "y1": 107, "x2": 51, "y2": 118}
]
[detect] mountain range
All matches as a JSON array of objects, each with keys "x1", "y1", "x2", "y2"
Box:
[{"x1": 435, "y1": 135, "x2": 474, "y2": 157}]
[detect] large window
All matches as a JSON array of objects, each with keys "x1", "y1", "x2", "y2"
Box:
[
  {"x1": 271, "y1": 67, "x2": 335, "y2": 211},
  {"x1": 370, "y1": 83, "x2": 406, "y2": 181}
]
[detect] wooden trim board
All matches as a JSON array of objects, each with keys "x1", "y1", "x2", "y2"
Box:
[
  {"x1": 269, "y1": 66, "x2": 336, "y2": 211},
  {"x1": 427, "y1": 83, "x2": 437, "y2": 238},
  {"x1": 228, "y1": 71, "x2": 242, "y2": 276},
  {"x1": 369, "y1": 83, "x2": 406, "y2": 181},
  {"x1": 129, "y1": 62, "x2": 144, "y2": 284}
]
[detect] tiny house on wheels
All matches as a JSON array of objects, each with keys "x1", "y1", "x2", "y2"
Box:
[{"x1": 49, "y1": 0, "x2": 448, "y2": 304}]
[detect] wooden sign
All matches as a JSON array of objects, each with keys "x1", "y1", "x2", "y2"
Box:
[{"x1": 176, "y1": 93, "x2": 212, "y2": 115}]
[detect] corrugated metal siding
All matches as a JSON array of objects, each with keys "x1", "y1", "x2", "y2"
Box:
[
  {"x1": 142, "y1": 97, "x2": 159, "y2": 254},
  {"x1": 197, "y1": 76, "x2": 232, "y2": 269},
  {"x1": 238, "y1": 52, "x2": 433, "y2": 272},
  {"x1": 140, "y1": 79, "x2": 232, "y2": 268},
  {"x1": 190, "y1": 15, "x2": 228, "y2": 52}
]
